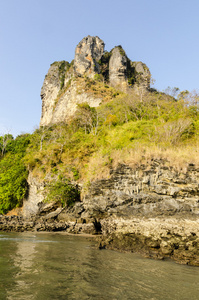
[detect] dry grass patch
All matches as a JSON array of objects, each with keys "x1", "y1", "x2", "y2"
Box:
[
  {"x1": 115, "y1": 143, "x2": 199, "y2": 172},
  {"x1": 81, "y1": 151, "x2": 112, "y2": 182},
  {"x1": 75, "y1": 77, "x2": 123, "y2": 102}
]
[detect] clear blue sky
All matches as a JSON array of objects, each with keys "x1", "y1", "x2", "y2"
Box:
[{"x1": 0, "y1": 0, "x2": 199, "y2": 137}]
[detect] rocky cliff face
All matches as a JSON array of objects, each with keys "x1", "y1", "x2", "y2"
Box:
[
  {"x1": 74, "y1": 36, "x2": 104, "y2": 78},
  {"x1": 40, "y1": 64, "x2": 102, "y2": 127},
  {"x1": 55, "y1": 161, "x2": 199, "y2": 265},
  {"x1": 40, "y1": 36, "x2": 151, "y2": 127},
  {"x1": 22, "y1": 172, "x2": 45, "y2": 218},
  {"x1": 82, "y1": 162, "x2": 199, "y2": 219},
  {"x1": 2, "y1": 159, "x2": 199, "y2": 265},
  {"x1": 109, "y1": 47, "x2": 128, "y2": 88},
  {"x1": 83, "y1": 161, "x2": 199, "y2": 265}
]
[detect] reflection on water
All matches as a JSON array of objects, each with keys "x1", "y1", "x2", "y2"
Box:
[{"x1": 0, "y1": 232, "x2": 199, "y2": 300}]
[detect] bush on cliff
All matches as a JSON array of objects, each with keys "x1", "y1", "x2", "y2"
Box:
[
  {"x1": 45, "y1": 177, "x2": 80, "y2": 207},
  {"x1": 0, "y1": 134, "x2": 30, "y2": 214}
]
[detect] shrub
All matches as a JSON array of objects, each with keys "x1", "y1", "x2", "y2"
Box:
[
  {"x1": 0, "y1": 134, "x2": 31, "y2": 214},
  {"x1": 45, "y1": 177, "x2": 80, "y2": 207},
  {"x1": 0, "y1": 154, "x2": 28, "y2": 214},
  {"x1": 94, "y1": 73, "x2": 103, "y2": 82}
]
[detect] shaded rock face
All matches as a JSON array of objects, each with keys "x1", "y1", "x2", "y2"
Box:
[
  {"x1": 22, "y1": 172, "x2": 45, "y2": 218},
  {"x1": 74, "y1": 36, "x2": 104, "y2": 78},
  {"x1": 109, "y1": 47, "x2": 128, "y2": 88},
  {"x1": 82, "y1": 162, "x2": 199, "y2": 219},
  {"x1": 81, "y1": 161, "x2": 199, "y2": 266},
  {"x1": 131, "y1": 61, "x2": 151, "y2": 90}
]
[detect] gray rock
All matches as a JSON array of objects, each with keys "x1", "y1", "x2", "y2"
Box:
[
  {"x1": 44, "y1": 207, "x2": 62, "y2": 220},
  {"x1": 109, "y1": 46, "x2": 128, "y2": 88},
  {"x1": 40, "y1": 66, "x2": 102, "y2": 127},
  {"x1": 74, "y1": 35, "x2": 104, "y2": 78},
  {"x1": 131, "y1": 61, "x2": 151, "y2": 90},
  {"x1": 23, "y1": 172, "x2": 45, "y2": 219},
  {"x1": 82, "y1": 162, "x2": 199, "y2": 219}
]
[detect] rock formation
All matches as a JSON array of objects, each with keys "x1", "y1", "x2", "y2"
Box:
[
  {"x1": 90, "y1": 162, "x2": 199, "y2": 265},
  {"x1": 40, "y1": 36, "x2": 151, "y2": 127},
  {"x1": 109, "y1": 47, "x2": 128, "y2": 88},
  {"x1": 74, "y1": 36, "x2": 105, "y2": 78},
  {"x1": 22, "y1": 172, "x2": 45, "y2": 218},
  {"x1": 131, "y1": 61, "x2": 151, "y2": 93},
  {"x1": 40, "y1": 61, "x2": 102, "y2": 127}
]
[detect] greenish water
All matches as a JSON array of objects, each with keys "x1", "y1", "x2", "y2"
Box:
[{"x1": 0, "y1": 232, "x2": 199, "y2": 300}]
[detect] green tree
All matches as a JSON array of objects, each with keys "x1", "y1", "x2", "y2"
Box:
[
  {"x1": 0, "y1": 154, "x2": 28, "y2": 214},
  {"x1": 72, "y1": 103, "x2": 97, "y2": 134},
  {"x1": 0, "y1": 134, "x2": 30, "y2": 214},
  {"x1": 0, "y1": 134, "x2": 13, "y2": 156}
]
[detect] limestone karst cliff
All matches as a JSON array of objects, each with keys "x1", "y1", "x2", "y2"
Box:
[
  {"x1": 2, "y1": 35, "x2": 199, "y2": 267},
  {"x1": 40, "y1": 36, "x2": 151, "y2": 127}
]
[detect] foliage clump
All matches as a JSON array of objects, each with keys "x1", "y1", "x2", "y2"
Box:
[
  {"x1": 0, "y1": 134, "x2": 30, "y2": 214},
  {"x1": 45, "y1": 177, "x2": 80, "y2": 207},
  {"x1": 51, "y1": 60, "x2": 74, "y2": 90}
]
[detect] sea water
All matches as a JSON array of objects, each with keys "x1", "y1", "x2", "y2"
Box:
[{"x1": 0, "y1": 232, "x2": 199, "y2": 300}]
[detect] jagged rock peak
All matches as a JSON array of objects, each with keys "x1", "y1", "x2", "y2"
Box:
[
  {"x1": 131, "y1": 61, "x2": 151, "y2": 90},
  {"x1": 40, "y1": 36, "x2": 151, "y2": 127},
  {"x1": 74, "y1": 35, "x2": 105, "y2": 78},
  {"x1": 109, "y1": 46, "x2": 128, "y2": 88}
]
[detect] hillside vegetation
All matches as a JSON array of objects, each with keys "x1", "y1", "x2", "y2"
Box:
[{"x1": 0, "y1": 83, "x2": 199, "y2": 214}]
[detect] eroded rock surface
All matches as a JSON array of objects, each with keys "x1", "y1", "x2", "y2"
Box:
[
  {"x1": 109, "y1": 47, "x2": 128, "y2": 88},
  {"x1": 99, "y1": 217, "x2": 199, "y2": 266},
  {"x1": 82, "y1": 161, "x2": 199, "y2": 265},
  {"x1": 74, "y1": 36, "x2": 104, "y2": 78},
  {"x1": 23, "y1": 172, "x2": 45, "y2": 218},
  {"x1": 132, "y1": 61, "x2": 151, "y2": 90},
  {"x1": 40, "y1": 75, "x2": 102, "y2": 127}
]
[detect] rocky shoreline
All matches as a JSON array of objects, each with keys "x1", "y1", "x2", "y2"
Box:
[
  {"x1": 1, "y1": 160, "x2": 199, "y2": 266},
  {"x1": 1, "y1": 214, "x2": 199, "y2": 266},
  {"x1": 0, "y1": 215, "x2": 97, "y2": 234},
  {"x1": 98, "y1": 216, "x2": 199, "y2": 266}
]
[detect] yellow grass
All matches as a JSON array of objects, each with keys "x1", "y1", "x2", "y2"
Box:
[{"x1": 82, "y1": 142, "x2": 199, "y2": 184}]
